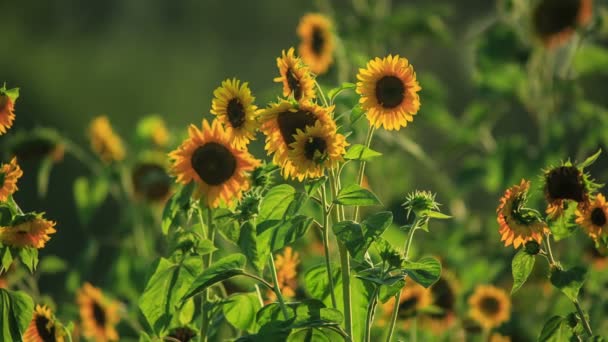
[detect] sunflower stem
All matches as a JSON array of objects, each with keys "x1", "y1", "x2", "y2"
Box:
[
  {"x1": 315, "y1": 80, "x2": 330, "y2": 107},
  {"x1": 385, "y1": 291, "x2": 401, "y2": 342},
  {"x1": 198, "y1": 206, "x2": 214, "y2": 342},
  {"x1": 544, "y1": 234, "x2": 557, "y2": 266},
  {"x1": 364, "y1": 287, "x2": 379, "y2": 342},
  {"x1": 574, "y1": 299, "x2": 593, "y2": 336},
  {"x1": 338, "y1": 242, "x2": 353, "y2": 341},
  {"x1": 353, "y1": 125, "x2": 375, "y2": 222},
  {"x1": 321, "y1": 183, "x2": 338, "y2": 309},
  {"x1": 268, "y1": 253, "x2": 290, "y2": 319}
]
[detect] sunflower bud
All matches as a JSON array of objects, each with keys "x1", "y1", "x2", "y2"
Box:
[{"x1": 402, "y1": 190, "x2": 441, "y2": 219}]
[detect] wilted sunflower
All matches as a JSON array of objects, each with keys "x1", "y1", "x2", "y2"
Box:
[
  {"x1": 421, "y1": 271, "x2": 459, "y2": 333},
  {"x1": 497, "y1": 180, "x2": 549, "y2": 248},
  {"x1": 543, "y1": 164, "x2": 593, "y2": 218},
  {"x1": 0, "y1": 213, "x2": 56, "y2": 249},
  {"x1": 0, "y1": 157, "x2": 23, "y2": 202},
  {"x1": 268, "y1": 247, "x2": 300, "y2": 300},
  {"x1": 468, "y1": 285, "x2": 511, "y2": 330},
  {"x1": 356, "y1": 55, "x2": 421, "y2": 131},
  {"x1": 297, "y1": 13, "x2": 335, "y2": 75},
  {"x1": 287, "y1": 121, "x2": 346, "y2": 181},
  {"x1": 77, "y1": 283, "x2": 120, "y2": 342},
  {"x1": 260, "y1": 100, "x2": 335, "y2": 179},
  {"x1": 533, "y1": 0, "x2": 593, "y2": 48},
  {"x1": 89, "y1": 116, "x2": 125, "y2": 163},
  {"x1": 274, "y1": 48, "x2": 316, "y2": 103},
  {"x1": 211, "y1": 78, "x2": 260, "y2": 149},
  {"x1": 136, "y1": 115, "x2": 170, "y2": 148},
  {"x1": 0, "y1": 85, "x2": 18, "y2": 135},
  {"x1": 24, "y1": 305, "x2": 65, "y2": 342},
  {"x1": 576, "y1": 193, "x2": 608, "y2": 240},
  {"x1": 169, "y1": 119, "x2": 260, "y2": 208},
  {"x1": 9, "y1": 128, "x2": 65, "y2": 162}
]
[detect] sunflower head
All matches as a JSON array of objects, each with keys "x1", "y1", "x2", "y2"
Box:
[
  {"x1": 356, "y1": 55, "x2": 421, "y2": 131},
  {"x1": 297, "y1": 13, "x2": 335, "y2": 75},
  {"x1": 576, "y1": 193, "x2": 608, "y2": 240},
  {"x1": 402, "y1": 190, "x2": 441, "y2": 220},
  {"x1": 211, "y1": 78, "x2": 260, "y2": 149},
  {"x1": 497, "y1": 179, "x2": 549, "y2": 248},
  {"x1": 132, "y1": 160, "x2": 172, "y2": 203},
  {"x1": 166, "y1": 327, "x2": 197, "y2": 342},
  {"x1": 136, "y1": 115, "x2": 170, "y2": 148},
  {"x1": 421, "y1": 271, "x2": 459, "y2": 333},
  {"x1": 9, "y1": 128, "x2": 65, "y2": 162},
  {"x1": 77, "y1": 283, "x2": 120, "y2": 342},
  {"x1": 168, "y1": 119, "x2": 260, "y2": 208},
  {"x1": 24, "y1": 305, "x2": 65, "y2": 342},
  {"x1": 0, "y1": 85, "x2": 18, "y2": 135},
  {"x1": 274, "y1": 48, "x2": 316, "y2": 103},
  {"x1": 543, "y1": 162, "x2": 599, "y2": 218},
  {"x1": 468, "y1": 285, "x2": 511, "y2": 330},
  {"x1": 397, "y1": 282, "x2": 433, "y2": 320},
  {"x1": 0, "y1": 213, "x2": 56, "y2": 249},
  {"x1": 533, "y1": 0, "x2": 593, "y2": 48},
  {"x1": 89, "y1": 116, "x2": 126, "y2": 163},
  {"x1": 0, "y1": 157, "x2": 23, "y2": 202}
]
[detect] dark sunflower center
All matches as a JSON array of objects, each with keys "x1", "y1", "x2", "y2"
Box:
[
  {"x1": 304, "y1": 137, "x2": 327, "y2": 161},
  {"x1": 591, "y1": 207, "x2": 607, "y2": 226},
  {"x1": 92, "y1": 301, "x2": 107, "y2": 328},
  {"x1": 286, "y1": 68, "x2": 303, "y2": 100},
  {"x1": 479, "y1": 296, "x2": 501, "y2": 316},
  {"x1": 546, "y1": 166, "x2": 585, "y2": 202},
  {"x1": 399, "y1": 296, "x2": 419, "y2": 313},
  {"x1": 226, "y1": 98, "x2": 246, "y2": 128},
  {"x1": 375, "y1": 76, "x2": 405, "y2": 109},
  {"x1": 35, "y1": 315, "x2": 56, "y2": 342},
  {"x1": 533, "y1": 0, "x2": 582, "y2": 36},
  {"x1": 191, "y1": 143, "x2": 237, "y2": 186},
  {"x1": 429, "y1": 278, "x2": 455, "y2": 319},
  {"x1": 132, "y1": 163, "x2": 171, "y2": 201},
  {"x1": 168, "y1": 327, "x2": 197, "y2": 342},
  {"x1": 312, "y1": 26, "x2": 325, "y2": 56},
  {"x1": 277, "y1": 110, "x2": 317, "y2": 147}
]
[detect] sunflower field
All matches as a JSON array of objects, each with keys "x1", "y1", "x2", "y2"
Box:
[{"x1": 1, "y1": 0, "x2": 608, "y2": 341}]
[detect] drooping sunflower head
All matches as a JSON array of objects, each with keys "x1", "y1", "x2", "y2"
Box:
[
  {"x1": 131, "y1": 155, "x2": 172, "y2": 203},
  {"x1": 533, "y1": 0, "x2": 593, "y2": 48},
  {"x1": 468, "y1": 285, "x2": 511, "y2": 330},
  {"x1": 24, "y1": 305, "x2": 65, "y2": 342},
  {"x1": 0, "y1": 85, "x2": 18, "y2": 135},
  {"x1": 356, "y1": 55, "x2": 421, "y2": 131},
  {"x1": 543, "y1": 163, "x2": 598, "y2": 218},
  {"x1": 89, "y1": 116, "x2": 126, "y2": 163},
  {"x1": 287, "y1": 121, "x2": 346, "y2": 181},
  {"x1": 168, "y1": 119, "x2": 260, "y2": 208},
  {"x1": 166, "y1": 327, "x2": 197, "y2": 342},
  {"x1": 497, "y1": 179, "x2": 549, "y2": 248},
  {"x1": 211, "y1": 78, "x2": 260, "y2": 149},
  {"x1": 576, "y1": 193, "x2": 608, "y2": 240},
  {"x1": 274, "y1": 48, "x2": 316, "y2": 103},
  {"x1": 0, "y1": 157, "x2": 23, "y2": 202},
  {"x1": 0, "y1": 213, "x2": 56, "y2": 249},
  {"x1": 8, "y1": 128, "x2": 65, "y2": 162},
  {"x1": 297, "y1": 13, "x2": 335, "y2": 75},
  {"x1": 136, "y1": 115, "x2": 170, "y2": 148},
  {"x1": 77, "y1": 283, "x2": 120, "y2": 342},
  {"x1": 260, "y1": 100, "x2": 335, "y2": 177}
]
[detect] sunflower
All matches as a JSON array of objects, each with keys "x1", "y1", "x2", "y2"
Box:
[
  {"x1": 533, "y1": 0, "x2": 593, "y2": 48},
  {"x1": 0, "y1": 157, "x2": 23, "y2": 202},
  {"x1": 0, "y1": 213, "x2": 56, "y2": 249},
  {"x1": 356, "y1": 55, "x2": 421, "y2": 131},
  {"x1": 77, "y1": 283, "x2": 120, "y2": 342},
  {"x1": 421, "y1": 271, "x2": 459, "y2": 333},
  {"x1": 297, "y1": 13, "x2": 335, "y2": 75},
  {"x1": 169, "y1": 119, "x2": 260, "y2": 208},
  {"x1": 9, "y1": 128, "x2": 65, "y2": 162},
  {"x1": 274, "y1": 48, "x2": 316, "y2": 103},
  {"x1": 268, "y1": 247, "x2": 300, "y2": 300},
  {"x1": 497, "y1": 179, "x2": 549, "y2": 248},
  {"x1": 89, "y1": 116, "x2": 125, "y2": 163},
  {"x1": 0, "y1": 86, "x2": 18, "y2": 135},
  {"x1": 166, "y1": 327, "x2": 197, "y2": 342},
  {"x1": 24, "y1": 305, "x2": 65, "y2": 342},
  {"x1": 132, "y1": 153, "x2": 172, "y2": 202},
  {"x1": 260, "y1": 100, "x2": 335, "y2": 178},
  {"x1": 379, "y1": 280, "x2": 432, "y2": 329},
  {"x1": 468, "y1": 285, "x2": 511, "y2": 330},
  {"x1": 211, "y1": 78, "x2": 260, "y2": 149},
  {"x1": 575, "y1": 193, "x2": 608, "y2": 240},
  {"x1": 543, "y1": 165, "x2": 590, "y2": 218},
  {"x1": 287, "y1": 121, "x2": 346, "y2": 181}
]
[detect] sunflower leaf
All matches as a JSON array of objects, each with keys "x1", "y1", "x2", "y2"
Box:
[
  {"x1": 222, "y1": 292, "x2": 262, "y2": 333},
  {"x1": 0, "y1": 289, "x2": 34, "y2": 341},
  {"x1": 328, "y1": 82, "x2": 356, "y2": 103},
  {"x1": 511, "y1": 249, "x2": 535, "y2": 294},
  {"x1": 549, "y1": 266, "x2": 587, "y2": 301},
  {"x1": 17, "y1": 248, "x2": 38, "y2": 273},
  {"x1": 161, "y1": 183, "x2": 194, "y2": 235},
  {"x1": 334, "y1": 184, "x2": 381, "y2": 207},
  {"x1": 350, "y1": 104, "x2": 365, "y2": 125},
  {"x1": 402, "y1": 257, "x2": 442, "y2": 288},
  {"x1": 182, "y1": 254, "x2": 247, "y2": 302},
  {"x1": 578, "y1": 148, "x2": 602, "y2": 169},
  {"x1": 344, "y1": 144, "x2": 382, "y2": 161},
  {"x1": 538, "y1": 316, "x2": 573, "y2": 342}
]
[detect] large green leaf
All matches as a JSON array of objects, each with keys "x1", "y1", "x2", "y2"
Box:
[
  {"x1": 259, "y1": 185, "x2": 297, "y2": 221},
  {"x1": 402, "y1": 257, "x2": 441, "y2": 288},
  {"x1": 538, "y1": 316, "x2": 573, "y2": 342},
  {"x1": 138, "y1": 256, "x2": 203, "y2": 334},
  {"x1": 344, "y1": 144, "x2": 382, "y2": 161},
  {"x1": 0, "y1": 289, "x2": 34, "y2": 341},
  {"x1": 183, "y1": 254, "x2": 247, "y2": 301},
  {"x1": 222, "y1": 292, "x2": 261, "y2": 333},
  {"x1": 550, "y1": 266, "x2": 587, "y2": 301},
  {"x1": 334, "y1": 184, "x2": 381, "y2": 207},
  {"x1": 238, "y1": 221, "x2": 264, "y2": 272},
  {"x1": 333, "y1": 212, "x2": 392, "y2": 260},
  {"x1": 161, "y1": 183, "x2": 194, "y2": 235},
  {"x1": 511, "y1": 249, "x2": 535, "y2": 294},
  {"x1": 18, "y1": 248, "x2": 38, "y2": 273}
]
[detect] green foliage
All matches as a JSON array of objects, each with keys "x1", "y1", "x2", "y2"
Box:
[
  {"x1": 344, "y1": 144, "x2": 382, "y2": 161},
  {"x1": 511, "y1": 249, "x2": 536, "y2": 294},
  {"x1": 0, "y1": 289, "x2": 34, "y2": 341},
  {"x1": 334, "y1": 184, "x2": 381, "y2": 207},
  {"x1": 402, "y1": 257, "x2": 442, "y2": 288},
  {"x1": 161, "y1": 183, "x2": 194, "y2": 235},
  {"x1": 333, "y1": 212, "x2": 393, "y2": 260},
  {"x1": 183, "y1": 254, "x2": 247, "y2": 301},
  {"x1": 549, "y1": 266, "x2": 587, "y2": 302},
  {"x1": 222, "y1": 292, "x2": 261, "y2": 333},
  {"x1": 73, "y1": 176, "x2": 109, "y2": 225}
]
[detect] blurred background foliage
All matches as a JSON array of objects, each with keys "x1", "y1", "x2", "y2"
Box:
[{"x1": 2, "y1": 0, "x2": 608, "y2": 340}]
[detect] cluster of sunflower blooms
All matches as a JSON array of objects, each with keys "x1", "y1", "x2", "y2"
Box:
[{"x1": 496, "y1": 150, "x2": 606, "y2": 339}]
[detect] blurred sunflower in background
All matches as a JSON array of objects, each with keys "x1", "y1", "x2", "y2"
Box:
[
  {"x1": 422, "y1": 271, "x2": 459, "y2": 333},
  {"x1": 287, "y1": 121, "x2": 346, "y2": 181},
  {"x1": 0, "y1": 213, "x2": 56, "y2": 249},
  {"x1": 23, "y1": 305, "x2": 65, "y2": 342},
  {"x1": 136, "y1": 115, "x2": 170, "y2": 149},
  {"x1": 169, "y1": 119, "x2": 260, "y2": 208},
  {"x1": 356, "y1": 55, "x2": 421, "y2": 131},
  {"x1": 468, "y1": 285, "x2": 511, "y2": 330},
  {"x1": 131, "y1": 153, "x2": 172, "y2": 203},
  {"x1": 8, "y1": 128, "x2": 65, "y2": 163},
  {"x1": 0, "y1": 85, "x2": 18, "y2": 135},
  {"x1": 268, "y1": 247, "x2": 300, "y2": 300},
  {"x1": 497, "y1": 180, "x2": 549, "y2": 248},
  {"x1": 211, "y1": 78, "x2": 260, "y2": 149},
  {"x1": 77, "y1": 283, "x2": 121, "y2": 342},
  {"x1": 297, "y1": 13, "x2": 335, "y2": 75},
  {"x1": 88, "y1": 116, "x2": 126, "y2": 163},
  {"x1": 166, "y1": 327, "x2": 197, "y2": 342},
  {"x1": 0, "y1": 157, "x2": 23, "y2": 202},
  {"x1": 533, "y1": 0, "x2": 593, "y2": 48},
  {"x1": 274, "y1": 48, "x2": 316, "y2": 103},
  {"x1": 576, "y1": 193, "x2": 608, "y2": 240}
]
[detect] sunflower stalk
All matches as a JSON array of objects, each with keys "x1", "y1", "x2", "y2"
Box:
[
  {"x1": 320, "y1": 183, "x2": 338, "y2": 308},
  {"x1": 268, "y1": 253, "x2": 290, "y2": 319},
  {"x1": 353, "y1": 125, "x2": 375, "y2": 222}
]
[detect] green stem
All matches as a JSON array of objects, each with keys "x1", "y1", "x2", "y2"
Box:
[
  {"x1": 574, "y1": 299, "x2": 593, "y2": 336},
  {"x1": 198, "y1": 207, "x2": 214, "y2": 342},
  {"x1": 385, "y1": 290, "x2": 401, "y2": 342},
  {"x1": 411, "y1": 317, "x2": 417, "y2": 342},
  {"x1": 338, "y1": 243, "x2": 353, "y2": 340},
  {"x1": 544, "y1": 234, "x2": 557, "y2": 266},
  {"x1": 206, "y1": 207, "x2": 216, "y2": 270},
  {"x1": 364, "y1": 287, "x2": 379, "y2": 342},
  {"x1": 321, "y1": 184, "x2": 338, "y2": 309},
  {"x1": 353, "y1": 125, "x2": 375, "y2": 221},
  {"x1": 268, "y1": 254, "x2": 290, "y2": 319},
  {"x1": 315, "y1": 80, "x2": 330, "y2": 107}
]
